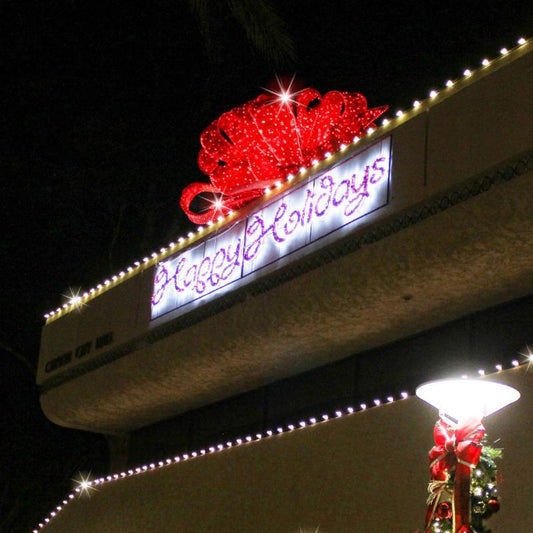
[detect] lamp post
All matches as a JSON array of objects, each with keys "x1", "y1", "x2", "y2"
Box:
[{"x1": 416, "y1": 378, "x2": 520, "y2": 533}]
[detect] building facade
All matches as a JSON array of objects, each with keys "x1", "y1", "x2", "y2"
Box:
[{"x1": 36, "y1": 40, "x2": 532, "y2": 532}]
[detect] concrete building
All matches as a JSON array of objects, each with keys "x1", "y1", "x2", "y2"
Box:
[{"x1": 36, "y1": 39, "x2": 532, "y2": 532}]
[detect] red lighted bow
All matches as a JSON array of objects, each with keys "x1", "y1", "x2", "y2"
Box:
[
  {"x1": 180, "y1": 89, "x2": 387, "y2": 224},
  {"x1": 426, "y1": 417, "x2": 485, "y2": 533}
]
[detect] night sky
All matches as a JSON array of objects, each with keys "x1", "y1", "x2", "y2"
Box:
[{"x1": 1, "y1": 1, "x2": 532, "y2": 530}]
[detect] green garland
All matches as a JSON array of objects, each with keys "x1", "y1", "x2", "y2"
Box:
[{"x1": 427, "y1": 439, "x2": 502, "y2": 533}]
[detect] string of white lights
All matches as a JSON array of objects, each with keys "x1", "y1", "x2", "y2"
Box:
[
  {"x1": 32, "y1": 354, "x2": 532, "y2": 531},
  {"x1": 43, "y1": 35, "x2": 529, "y2": 323}
]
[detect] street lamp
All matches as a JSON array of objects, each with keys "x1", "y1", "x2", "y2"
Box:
[{"x1": 416, "y1": 378, "x2": 520, "y2": 533}]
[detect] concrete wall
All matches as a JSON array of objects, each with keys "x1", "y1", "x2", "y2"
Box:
[{"x1": 41, "y1": 367, "x2": 531, "y2": 532}]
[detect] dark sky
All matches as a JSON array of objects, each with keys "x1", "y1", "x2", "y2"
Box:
[{"x1": 1, "y1": 1, "x2": 532, "y2": 530}]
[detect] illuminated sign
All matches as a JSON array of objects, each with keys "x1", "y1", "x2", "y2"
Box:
[{"x1": 152, "y1": 137, "x2": 391, "y2": 320}]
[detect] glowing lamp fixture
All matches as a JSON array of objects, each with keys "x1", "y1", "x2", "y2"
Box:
[
  {"x1": 416, "y1": 378, "x2": 520, "y2": 422},
  {"x1": 417, "y1": 378, "x2": 520, "y2": 533}
]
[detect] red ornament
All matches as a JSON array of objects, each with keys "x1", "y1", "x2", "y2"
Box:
[
  {"x1": 180, "y1": 88, "x2": 388, "y2": 224},
  {"x1": 436, "y1": 501, "x2": 453, "y2": 520},
  {"x1": 487, "y1": 499, "x2": 500, "y2": 513}
]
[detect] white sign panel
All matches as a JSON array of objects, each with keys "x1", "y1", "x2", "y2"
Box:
[{"x1": 152, "y1": 137, "x2": 391, "y2": 321}]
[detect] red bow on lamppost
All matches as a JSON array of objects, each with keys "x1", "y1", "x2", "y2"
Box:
[
  {"x1": 426, "y1": 417, "x2": 484, "y2": 532},
  {"x1": 417, "y1": 378, "x2": 520, "y2": 533}
]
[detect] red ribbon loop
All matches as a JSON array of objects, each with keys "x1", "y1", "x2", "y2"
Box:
[{"x1": 179, "y1": 182, "x2": 266, "y2": 225}]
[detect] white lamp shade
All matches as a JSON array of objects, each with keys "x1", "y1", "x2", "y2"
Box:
[{"x1": 416, "y1": 378, "x2": 520, "y2": 421}]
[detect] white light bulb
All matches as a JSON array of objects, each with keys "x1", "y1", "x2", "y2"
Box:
[{"x1": 279, "y1": 91, "x2": 290, "y2": 104}]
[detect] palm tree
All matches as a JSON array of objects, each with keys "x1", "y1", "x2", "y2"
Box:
[{"x1": 188, "y1": 0, "x2": 296, "y2": 67}]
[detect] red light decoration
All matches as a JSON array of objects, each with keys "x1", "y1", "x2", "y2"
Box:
[
  {"x1": 180, "y1": 88, "x2": 388, "y2": 224},
  {"x1": 426, "y1": 417, "x2": 485, "y2": 532}
]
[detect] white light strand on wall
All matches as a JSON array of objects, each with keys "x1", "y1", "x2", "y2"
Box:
[
  {"x1": 42, "y1": 36, "x2": 530, "y2": 323},
  {"x1": 32, "y1": 359, "x2": 530, "y2": 532}
]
